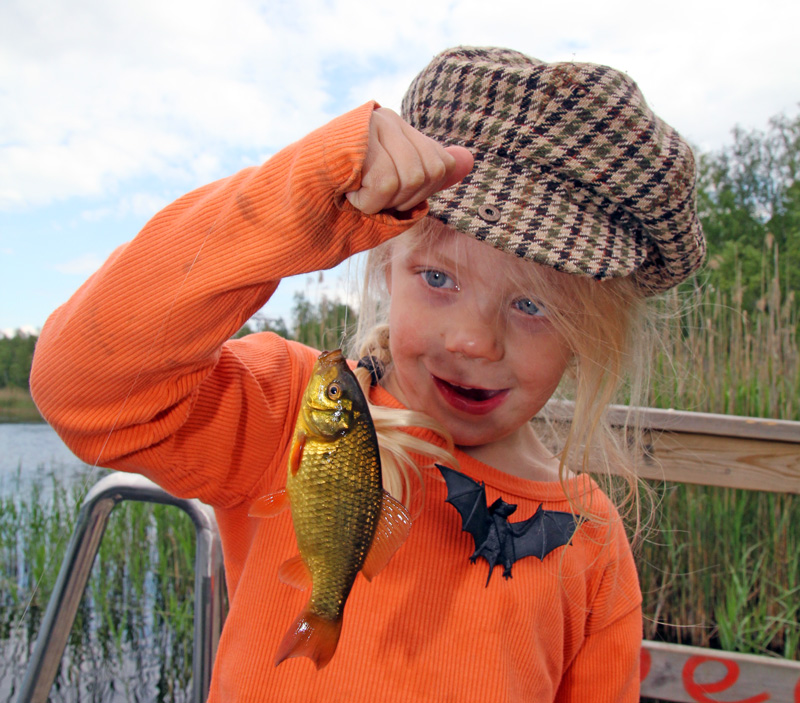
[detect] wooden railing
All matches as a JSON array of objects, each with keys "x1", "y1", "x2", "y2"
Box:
[
  {"x1": 596, "y1": 405, "x2": 799, "y2": 702},
  {"x1": 606, "y1": 405, "x2": 799, "y2": 495}
]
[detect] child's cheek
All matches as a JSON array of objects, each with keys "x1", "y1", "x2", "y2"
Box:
[
  {"x1": 388, "y1": 278, "x2": 434, "y2": 351},
  {"x1": 388, "y1": 304, "x2": 427, "y2": 359}
]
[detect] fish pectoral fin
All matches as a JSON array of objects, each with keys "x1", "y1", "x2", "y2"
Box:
[
  {"x1": 361, "y1": 491, "x2": 412, "y2": 582},
  {"x1": 289, "y1": 432, "x2": 306, "y2": 476},
  {"x1": 278, "y1": 555, "x2": 312, "y2": 591},
  {"x1": 248, "y1": 489, "x2": 289, "y2": 518}
]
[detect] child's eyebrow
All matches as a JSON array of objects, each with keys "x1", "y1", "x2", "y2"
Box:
[{"x1": 406, "y1": 246, "x2": 460, "y2": 272}]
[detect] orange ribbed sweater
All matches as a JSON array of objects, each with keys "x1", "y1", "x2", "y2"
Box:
[{"x1": 30, "y1": 102, "x2": 642, "y2": 702}]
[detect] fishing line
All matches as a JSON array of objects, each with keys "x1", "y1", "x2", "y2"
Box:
[
  {"x1": 14, "y1": 228, "x2": 214, "y2": 638},
  {"x1": 339, "y1": 255, "x2": 354, "y2": 351}
]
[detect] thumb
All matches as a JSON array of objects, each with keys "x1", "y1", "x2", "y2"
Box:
[{"x1": 440, "y1": 146, "x2": 474, "y2": 191}]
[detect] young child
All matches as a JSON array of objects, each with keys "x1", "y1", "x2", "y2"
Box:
[{"x1": 31, "y1": 46, "x2": 705, "y2": 702}]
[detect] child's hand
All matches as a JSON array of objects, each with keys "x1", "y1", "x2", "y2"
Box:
[{"x1": 346, "y1": 108, "x2": 473, "y2": 215}]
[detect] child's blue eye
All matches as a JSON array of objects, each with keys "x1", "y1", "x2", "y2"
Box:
[
  {"x1": 514, "y1": 298, "x2": 546, "y2": 316},
  {"x1": 421, "y1": 270, "x2": 455, "y2": 289}
]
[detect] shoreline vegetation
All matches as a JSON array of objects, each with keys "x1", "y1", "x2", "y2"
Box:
[
  {"x1": 1, "y1": 468, "x2": 196, "y2": 702},
  {"x1": 0, "y1": 387, "x2": 43, "y2": 423},
  {"x1": 2, "y1": 110, "x2": 798, "y2": 699}
]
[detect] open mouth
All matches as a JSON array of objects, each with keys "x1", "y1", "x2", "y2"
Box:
[{"x1": 432, "y1": 376, "x2": 509, "y2": 415}]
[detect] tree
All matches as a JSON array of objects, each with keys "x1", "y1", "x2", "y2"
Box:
[
  {"x1": 290, "y1": 291, "x2": 357, "y2": 350},
  {"x1": 697, "y1": 109, "x2": 800, "y2": 309},
  {"x1": 0, "y1": 333, "x2": 38, "y2": 389},
  {"x1": 234, "y1": 315, "x2": 290, "y2": 339},
  {"x1": 234, "y1": 292, "x2": 358, "y2": 352}
]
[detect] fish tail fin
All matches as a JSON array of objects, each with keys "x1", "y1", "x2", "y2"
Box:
[{"x1": 274, "y1": 610, "x2": 343, "y2": 670}]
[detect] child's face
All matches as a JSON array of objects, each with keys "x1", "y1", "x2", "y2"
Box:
[{"x1": 383, "y1": 224, "x2": 572, "y2": 449}]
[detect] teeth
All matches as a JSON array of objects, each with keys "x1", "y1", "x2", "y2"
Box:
[
  {"x1": 449, "y1": 382, "x2": 497, "y2": 401},
  {"x1": 433, "y1": 375, "x2": 505, "y2": 403}
]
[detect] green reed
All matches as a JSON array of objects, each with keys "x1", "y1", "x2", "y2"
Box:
[
  {"x1": 637, "y1": 245, "x2": 799, "y2": 660},
  {"x1": 651, "y1": 242, "x2": 798, "y2": 420},
  {"x1": 0, "y1": 468, "x2": 196, "y2": 702},
  {"x1": 638, "y1": 484, "x2": 799, "y2": 659}
]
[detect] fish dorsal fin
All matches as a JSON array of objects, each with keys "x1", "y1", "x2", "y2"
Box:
[
  {"x1": 278, "y1": 554, "x2": 312, "y2": 591},
  {"x1": 249, "y1": 489, "x2": 289, "y2": 518},
  {"x1": 361, "y1": 491, "x2": 412, "y2": 582}
]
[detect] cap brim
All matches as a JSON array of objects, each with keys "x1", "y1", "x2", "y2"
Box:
[{"x1": 427, "y1": 148, "x2": 648, "y2": 281}]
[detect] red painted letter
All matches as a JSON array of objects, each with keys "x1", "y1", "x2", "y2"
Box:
[
  {"x1": 682, "y1": 656, "x2": 769, "y2": 703},
  {"x1": 640, "y1": 648, "x2": 651, "y2": 682}
]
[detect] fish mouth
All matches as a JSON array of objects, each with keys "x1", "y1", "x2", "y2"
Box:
[
  {"x1": 317, "y1": 349, "x2": 345, "y2": 366},
  {"x1": 432, "y1": 376, "x2": 509, "y2": 415}
]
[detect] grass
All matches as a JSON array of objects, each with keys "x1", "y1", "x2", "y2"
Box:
[
  {"x1": 649, "y1": 256, "x2": 798, "y2": 420},
  {"x1": 0, "y1": 387, "x2": 43, "y2": 423},
  {"x1": 635, "y1": 250, "x2": 799, "y2": 661},
  {"x1": 0, "y1": 468, "x2": 197, "y2": 701},
  {"x1": 637, "y1": 485, "x2": 799, "y2": 659}
]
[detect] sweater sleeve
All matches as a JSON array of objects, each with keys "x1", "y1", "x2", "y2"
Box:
[
  {"x1": 556, "y1": 519, "x2": 643, "y2": 702},
  {"x1": 555, "y1": 607, "x2": 642, "y2": 702},
  {"x1": 30, "y1": 101, "x2": 426, "y2": 508}
]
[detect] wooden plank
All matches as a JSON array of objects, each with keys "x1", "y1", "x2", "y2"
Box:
[
  {"x1": 540, "y1": 401, "x2": 800, "y2": 494},
  {"x1": 641, "y1": 640, "x2": 800, "y2": 702},
  {"x1": 607, "y1": 405, "x2": 800, "y2": 444},
  {"x1": 636, "y1": 430, "x2": 800, "y2": 494}
]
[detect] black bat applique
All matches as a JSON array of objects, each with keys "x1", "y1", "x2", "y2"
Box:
[{"x1": 437, "y1": 465, "x2": 580, "y2": 585}]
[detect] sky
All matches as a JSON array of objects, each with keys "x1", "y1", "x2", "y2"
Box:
[{"x1": 2, "y1": 0, "x2": 799, "y2": 336}]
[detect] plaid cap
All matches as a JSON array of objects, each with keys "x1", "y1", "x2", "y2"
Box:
[{"x1": 401, "y1": 46, "x2": 706, "y2": 293}]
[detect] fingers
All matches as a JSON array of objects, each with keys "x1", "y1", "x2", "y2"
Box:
[
  {"x1": 440, "y1": 146, "x2": 474, "y2": 191},
  {"x1": 346, "y1": 108, "x2": 473, "y2": 215}
]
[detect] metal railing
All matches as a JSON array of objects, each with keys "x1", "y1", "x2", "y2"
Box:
[{"x1": 17, "y1": 473, "x2": 227, "y2": 703}]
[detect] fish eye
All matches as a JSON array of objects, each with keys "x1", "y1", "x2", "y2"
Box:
[{"x1": 327, "y1": 382, "x2": 341, "y2": 400}]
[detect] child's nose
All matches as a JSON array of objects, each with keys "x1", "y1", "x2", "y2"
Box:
[{"x1": 444, "y1": 307, "x2": 504, "y2": 361}]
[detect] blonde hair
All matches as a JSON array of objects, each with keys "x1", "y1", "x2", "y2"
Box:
[
  {"x1": 349, "y1": 217, "x2": 658, "y2": 535},
  {"x1": 353, "y1": 358, "x2": 457, "y2": 513}
]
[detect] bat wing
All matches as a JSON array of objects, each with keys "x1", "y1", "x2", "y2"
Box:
[
  {"x1": 510, "y1": 504, "x2": 578, "y2": 562},
  {"x1": 438, "y1": 466, "x2": 581, "y2": 584},
  {"x1": 436, "y1": 465, "x2": 491, "y2": 554}
]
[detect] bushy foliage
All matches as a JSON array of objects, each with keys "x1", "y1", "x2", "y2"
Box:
[
  {"x1": 697, "y1": 109, "x2": 800, "y2": 311},
  {"x1": 0, "y1": 334, "x2": 36, "y2": 389},
  {"x1": 236, "y1": 290, "x2": 357, "y2": 350}
]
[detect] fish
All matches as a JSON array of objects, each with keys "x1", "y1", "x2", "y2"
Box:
[{"x1": 249, "y1": 349, "x2": 412, "y2": 669}]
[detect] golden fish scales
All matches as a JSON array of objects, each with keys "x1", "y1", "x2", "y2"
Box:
[
  {"x1": 249, "y1": 349, "x2": 411, "y2": 669},
  {"x1": 287, "y1": 420, "x2": 383, "y2": 621}
]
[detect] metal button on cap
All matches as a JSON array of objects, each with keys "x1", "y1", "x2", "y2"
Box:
[{"x1": 477, "y1": 204, "x2": 501, "y2": 223}]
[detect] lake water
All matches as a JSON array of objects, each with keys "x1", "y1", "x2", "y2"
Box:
[
  {"x1": 0, "y1": 422, "x2": 98, "y2": 496},
  {"x1": 0, "y1": 422, "x2": 195, "y2": 702}
]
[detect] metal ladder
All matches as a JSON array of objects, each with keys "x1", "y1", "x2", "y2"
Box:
[{"x1": 18, "y1": 472, "x2": 227, "y2": 703}]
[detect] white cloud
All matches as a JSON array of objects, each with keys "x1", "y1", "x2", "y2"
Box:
[
  {"x1": 52, "y1": 253, "x2": 106, "y2": 276},
  {"x1": 256, "y1": 255, "x2": 366, "y2": 332},
  {"x1": 2, "y1": 0, "x2": 800, "y2": 332},
  {"x1": 0, "y1": 0, "x2": 335, "y2": 210},
  {"x1": 1, "y1": 0, "x2": 799, "y2": 213},
  {"x1": 80, "y1": 192, "x2": 171, "y2": 223}
]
